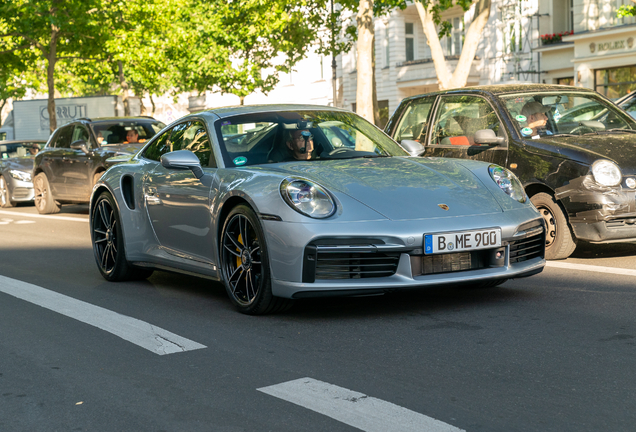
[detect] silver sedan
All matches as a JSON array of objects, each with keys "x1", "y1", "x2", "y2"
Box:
[{"x1": 90, "y1": 105, "x2": 546, "y2": 314}]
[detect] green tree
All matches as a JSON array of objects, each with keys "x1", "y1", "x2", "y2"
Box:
[
  {"x1": 415, "y1": 0, "x2": 493, "y2": 90},
  {"x1": 617, "y1": 0, "x2": 636, "y2": 17},
  {"x1": 0, "y1": 0, "x2": 113, "y2": 132},
  {"x1": 174, "y1": 0, "x2": 324, "y2": 105}
]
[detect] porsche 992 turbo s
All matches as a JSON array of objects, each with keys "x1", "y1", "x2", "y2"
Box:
[{"x1": 90, "y1": 105, "x2": 545, "y2": 314}]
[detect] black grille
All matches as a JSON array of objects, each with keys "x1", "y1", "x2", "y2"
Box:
[
  {"x1": 606, "y1": 218, "x2": 636, "y2": 228},
  {"x1": 509, "y1": 233, "x2": 544, "y2": 263},
  {"x1": 413, "y1": 250, "x2": 492, "y2": 276},
  {"x1": 314, "y1": 252, "x2": 400, "y2": 280}
]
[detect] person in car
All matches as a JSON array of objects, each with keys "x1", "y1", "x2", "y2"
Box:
[
  {"x1": 126, "y1": 129, "x2": 139, "y2": 144},
  {"x1": 521, "y1": 101, "x2": 553, "y2": 136},
  {"x1": 285, "y1": 129, "x2": 315, "y2": 161}
]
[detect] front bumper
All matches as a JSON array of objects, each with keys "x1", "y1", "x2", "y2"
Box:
[
  {"x1": 263, "y1": 207, "x2": 546, "y2": 299},
  {"x1": 8, "y1": 179, "x2": 35, "y2": 202}
]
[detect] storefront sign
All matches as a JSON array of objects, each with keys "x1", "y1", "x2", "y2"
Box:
[{"x1": 590, "y1": 37, "x2": 634, "y2": 54}]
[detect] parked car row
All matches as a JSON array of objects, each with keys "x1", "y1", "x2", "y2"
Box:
[{"x1": 4, "y1": 84, "x2": 635, "y2": 314}]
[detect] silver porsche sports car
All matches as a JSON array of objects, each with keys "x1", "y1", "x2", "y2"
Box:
[{"x1": 90, "y1": 105, "x2": 546, "y2": 314}]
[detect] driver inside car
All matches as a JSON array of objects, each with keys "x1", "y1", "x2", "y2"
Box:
[
  {"x1": 521, "y1": 101, "x2": 554, "y2": 136},
  {"x1": 286, "y1": 129, "x2": 315, "y2": 161}
]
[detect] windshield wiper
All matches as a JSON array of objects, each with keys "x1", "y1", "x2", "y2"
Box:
[
  {"x1": 551, "y1": 133, "x2": 578, "y2": 137},
  {"x1": 363, "y1": 154, "x2": 390, "y2": 158}
]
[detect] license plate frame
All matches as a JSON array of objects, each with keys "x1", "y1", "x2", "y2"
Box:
[{"x1": 424, "y1": 228, "x2": 502, "y2": 255}]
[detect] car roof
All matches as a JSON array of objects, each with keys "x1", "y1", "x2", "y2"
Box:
[
  {"x1": 402, "y1": 84, "x2": 594, "y2": 102},
  {"x1": 0, "y1": 140, "x2": 47, "y2": 144},
  {"x1": 195, "y1": 104, "x2": 352, "y2": 120},
  {"x1": 76, "y1": 116, "x2": 160, "y2": 123}
]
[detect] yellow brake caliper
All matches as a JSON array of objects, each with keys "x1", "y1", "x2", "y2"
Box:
[{"x1": 236, "y1": 233, "x2": 243, "y2": 268}]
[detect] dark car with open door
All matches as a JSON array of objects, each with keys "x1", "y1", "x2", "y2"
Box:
[{"x1": 386, "y1": 84, "x2": 636, "y2": 259}]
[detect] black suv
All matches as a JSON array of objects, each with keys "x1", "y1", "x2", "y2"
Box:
[
  {"x1": 386, "y1": 84, "x2": 636, "y2": 259},
  {"x1": 33, "y1": 117, "x2": 165, "y2": 214}
]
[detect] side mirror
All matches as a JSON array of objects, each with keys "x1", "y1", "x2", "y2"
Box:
[
  {"x1": 400, "y1": 139, "x2": 426, "y2": 156},
  {"x1": 473, "y1": 129, "x2": 505, "y2": 146},
  {"x1": 70, "y1": 139, "x2": 89, "y2": 154},
  {"x1": 160, "y1": 149, "x2": 204, "y2": 179}
]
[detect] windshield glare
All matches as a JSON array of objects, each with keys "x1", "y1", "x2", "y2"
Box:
[
  {"x1": 215, "y1": 111, "x2": 408, "y2": 167},
  {"x1": 0, "y1": 142, "x2": 45, "y2": 158},
  {"x1": 500, "y1": 92, "x2": 635, "y2": 137},
  {"x1": 91, "y1": 120, "x2": 165, "y2": 145}
]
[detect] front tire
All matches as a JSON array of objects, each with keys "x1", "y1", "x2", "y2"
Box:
[
  {"x1": 33, "y1": 173, "x2": 60, "y2": 214},
  {"x1": 220, "y1": 204, "x2": 293, "y2": 315},
  {"x1": 0, "y1": 175, "x2": 15, "y2": 208},
  {"x1": 91, "y1": 191, "x2": 153, "y2": 281},
  {"x1": 530, "y1": 192, "x2": 576, "y2": 260}
]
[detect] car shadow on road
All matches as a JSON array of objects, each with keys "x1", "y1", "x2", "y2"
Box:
[{"x1": 570, "y1": 242, "x2": 636, "y2": 259}]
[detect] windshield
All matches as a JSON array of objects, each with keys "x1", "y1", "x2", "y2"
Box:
[
  {"x1": 500, "y1": 92, "x2": 636, "y2": 137},
  {"x1": 215, "y1": 110, "x2": 408, "y2": 167},
  {"x1": 91, "y1": 120, "x2": 165, "y2": 145},
  {"x1": 0, "y1": 141, "x2": 46, "y2": 158}
]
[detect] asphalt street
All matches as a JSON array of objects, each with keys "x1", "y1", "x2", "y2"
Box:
[{"x1": 1, "y1": 204, "x2": 635, "y2": 432}]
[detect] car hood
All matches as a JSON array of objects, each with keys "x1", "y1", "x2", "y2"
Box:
[
  {"x1": 268, "y1": 157, "x2": 503, "y2": 220},
  {"x1": 101, "y1": 143, "x2": 145, "y2": 154},
  {"x1": 0, "y1": 156, "x2": 34, "y2": 173},
  {"x1": 527, "y1": 133, "x2": 636, "y2": 172}
]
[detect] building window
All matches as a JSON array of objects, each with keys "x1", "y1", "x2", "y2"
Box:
[
  {"x1": 405, "y1": 22, "x2": 414, "y2": 62},
  {"x1": 443, "y1": 17, "x2": 464, "y2": 56},
  {"x1": 595, "y1": 66, "x2": 636, "y2": 99}
]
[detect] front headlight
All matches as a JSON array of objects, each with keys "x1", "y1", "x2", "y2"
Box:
[
  {"x1": 9, "y1": 169, "x2": 31, "y2": 182},
  {"x1": 591, "y1": 159, "x2": 622, "y2": 187},
  {"x1": 488, "y1": 165, "x2": 526, "y2": 203},
  {"x1": 280, "y1": 178, "x2": 336, "y2": 218}
]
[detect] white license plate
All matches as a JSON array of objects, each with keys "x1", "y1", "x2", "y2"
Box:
[{"x1": 424, "y1": 228, "x2": 502, "y2": 254}]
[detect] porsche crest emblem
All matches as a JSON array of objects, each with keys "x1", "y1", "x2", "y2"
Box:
[{"x1": 438, "y1": 204, "x2": 449, "y2": 211}]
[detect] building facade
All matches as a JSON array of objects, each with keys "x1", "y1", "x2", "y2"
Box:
[{"x1": 338, "y1": 0, "x2": 636, "y2": 123}]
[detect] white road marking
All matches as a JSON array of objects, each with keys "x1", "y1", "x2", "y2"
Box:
[
  {"x1": 0, "y1": 275, "x2": 206, "y2": 355},
  {"x1": 0, "y1": 209, "x2": 88, "y2": 222},
  {"x1": 547, "y1": 261, "x2": 636, "y2": 277},
  {"x1": 258, "y1": 377, "x2": 465, "y2": 432}
]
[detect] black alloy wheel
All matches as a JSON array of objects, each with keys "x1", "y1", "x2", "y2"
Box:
[
  {"x1": 33, "y1": 173, "x2": 60, "y2": 214},
  {"x1": 91, "y1": 191, "x2": 152, "y2": 281},
  {"x1": 220, "y1": 204, "x2": 292, "y2": 314},
  {"x1": 0, "y1": 176, "x2": 15, "y2": 208}
]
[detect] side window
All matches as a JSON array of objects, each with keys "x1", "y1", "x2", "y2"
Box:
[
  {"x1": 71, "y1": 125, "x2": 90, "y2": 145},
  {"x1": 168, "y1": 122, "x2": 190, "y2": 152},
  {"x1": 181, "y1": 120, "x2": 215, "y2": 167},
  {"x1": 142, "y1": 128, "x2": 173, "y2": 162},
  {"x1": 432, "y1": 95, "x2": 502, "y2": 146},
  {"x1": 394, "y1": 97, "x2": 435, "y2": 143},
  {"x1": 52, "y1": 125, "x2": 73, "y2": 148}
]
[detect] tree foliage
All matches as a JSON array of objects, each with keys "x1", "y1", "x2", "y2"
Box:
[{"x1": 0, "y1": 0, "x2": 115, "y2": 131}]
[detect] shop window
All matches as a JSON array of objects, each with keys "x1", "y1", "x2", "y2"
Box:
[{"x1": 595, "y1": 66, "x2": 636, "y2": 99}]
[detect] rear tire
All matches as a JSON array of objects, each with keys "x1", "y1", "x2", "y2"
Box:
[
  {"x1": 33, "y1": 173, "x2": 60, "y2": 214},
  {"x1": 530, "y1": 192, "x2": 576, "y2": 260},
  {"x1": 0, "y1": 176, "x2": 16, "y2": 208},
  {"x1": 91, "y1": 191, "x2": 153, "y2": 281},
  {"x1": 220, "y1": 204, "x2": 293, "y2": 315}
]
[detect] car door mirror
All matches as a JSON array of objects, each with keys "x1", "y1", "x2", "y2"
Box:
[
  {"x1": 161, "y1": 150, "x2": 204, "y2": 179},
  {"x1": 400, "y1": 139, "x2": 426, "y2": 156},
  {"x1": 473, "y1": 129, "x2": 505, "y2": 146},
  {"x1": 70, "y1": 139, "x2": 90, "y2": 154}
]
